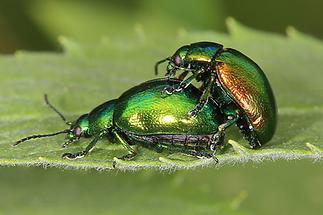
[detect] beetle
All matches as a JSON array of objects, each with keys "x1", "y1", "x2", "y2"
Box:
[
  {"x1": 155, "y1": 42, "x2": 277, "y2": 148},
  {"x1": 14, "y1": 79, "x2": 227, "y2": 162}
]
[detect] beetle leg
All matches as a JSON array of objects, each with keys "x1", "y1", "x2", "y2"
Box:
[
  {"x1": 62, "y1": 131, "x2": 106, "y2": 160},
  {"x1": 165, "y1": 67, "x2": 176, "y2": 79},
  {"x1": 178, "y1": 70, "x2": 189, "y2": 81},
  {"x1": 113, "y1": 131, "x2": 137, "y2": 161},
  {"x1": 189, "y1": 74, "x2": 216, "y2": 117},
  {"x1": 61, "y1": 138, "x2": 77, "y2": 148},
  {"x1": 236, "y1": 118, "x2": 262, "y2": 149},
  {"x1": 210, "y1": 112, "x2": 239, "y2": 146},
  {"x1": 176, "y1": 69, "x2": 204, "y2": 92},
  {"x1": 190, "y1": 150, "x2": 213, "y2": 159},
  {"x1": 187, "y1": 149, "x2": 219, "y2": 163},
  {"x1": 162, "y1": 69, "x2": 203, "y2": 95}
]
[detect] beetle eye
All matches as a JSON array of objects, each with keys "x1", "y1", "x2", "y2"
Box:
[
  {"x1": 75, "y1": 127, "x2": 81, "y2": 138},
  {"x1": 174, "y1": 55, "x2": 182, "y2": 66}
]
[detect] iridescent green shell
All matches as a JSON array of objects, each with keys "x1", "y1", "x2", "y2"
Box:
[
  {"x1": 87, "y1": 100, "x2": 116, "y2": 135},
  {"x1": 114, "y1": 79, "x2": 222, "y2": 135},
  {"x1": 185, "y1": 42, "x2": 223, "y2": 64}
]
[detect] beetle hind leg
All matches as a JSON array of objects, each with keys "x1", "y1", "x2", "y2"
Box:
[
  {"x1": 190, "y1": 150, "x2": 216, "y2": 160},
  {"x1": 113, "y1": 130, "x2": 137, "y2": 160},
  {"x1": 209, "y1": 110, "x2": 240, "y2": 150},
  {"x1": 61, "y1": 138, "x2": 77, "y2": 148},
  {"x1": 237, "y1": 118, "x2": 261, "y2": 148}
]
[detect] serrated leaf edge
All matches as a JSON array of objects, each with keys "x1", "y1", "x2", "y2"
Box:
[{"x1": 1, "y1": 140, "x2": 322, "y2": 171}]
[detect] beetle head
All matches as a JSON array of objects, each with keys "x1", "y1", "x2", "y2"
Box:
[
  {"x1": 66, "y1": 114, "x2": 90, "y2": 142},
  {"x1": 171, "y1": 45, "x2": 190, "y2": 67},
  {"x1": 166, "y1": 45, "x2": 190, "y2": 74},
  {"x1": 155, "y1": 45, "x2": 190, "y2": 76}
]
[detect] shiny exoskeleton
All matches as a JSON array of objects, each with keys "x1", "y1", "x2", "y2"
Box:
[
  {"x1": 155, "y1": 42, "x2": 277, "y2": 148},
  {"x1": 14, "y1": 79, "x2": 225, "y2": 162}
]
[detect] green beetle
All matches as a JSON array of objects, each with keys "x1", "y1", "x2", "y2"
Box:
[
  {"x1": 155, "y1": 42, "x2": 277, "y2": 148},
  {"x1": 15, "y1": 79, "x2": 225, "y2": 162}
]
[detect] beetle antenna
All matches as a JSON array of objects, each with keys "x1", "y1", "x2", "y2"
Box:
[
  {"x1": 155, "y1": 57, "x2": 170, "y2": 75},
  {"x1": 13, "y1": 129, "x2": 70, "y2": 146},
  {"x1": 44, "y1": 94, "x2": 72, "y2": 125}
]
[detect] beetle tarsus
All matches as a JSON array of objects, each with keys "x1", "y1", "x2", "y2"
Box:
[
  {"x1": 210, "y1": 130, "x2": 225, "y2": 146},
  {"x1": 62, "y1": 151, "x2": 86, "y2": 160},
  {"x1": 61, "y1": 139, "x2": 74, "y2": 148},
  {"x1": 112, "y1": 153, "x2": 137, "y2": 168},
  {"x1": 188, "y1": 100, "x2": 207, "y2": 117},
  {"x1": 160, "y1": 86, "x2": 176, "y2": 97},
  {"x1": 62, "y1": 133, "x2": 103, "y2": 160},
  {"x1": 191, "y1": 151, "x2": 213, "y2": 159},
  {"x1": 120, "y1": 152, "x2": 137, "y2": 161}
]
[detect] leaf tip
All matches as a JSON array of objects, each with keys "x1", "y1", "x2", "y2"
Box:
[
  {"x1": 228, "y1": 139, "x2": 250, "y2": 156},
  {"x1": 225, "y1": 17, "x2": 243, "y2": 36},
  {"x1": 158, "y1": 156, "x2": 176, "y2": 165},
  {"x1": 57, "y1": 35, "x2": 68, "y2": 47},
  {"x1": 230, "y1": 190, "x2": 248, "y2": 210},
  {"x1": 134, "y1": 23, "x2": 145, "y2": 42},
  {"x1": 58, "y1": 35, "x2": 81, "y2": 55},
  {"x1": 14, "y1": 50, "x2": 31, "y2": 58},
  {"x1": 306, "y1": 142, "x2": 322, "y2": 154},
  {"x1": 176, "y1": 27, "x2": 188, "y2": 39},
  {"x1": 286, "y1": 26, "x2": 298, "y2": 38}
]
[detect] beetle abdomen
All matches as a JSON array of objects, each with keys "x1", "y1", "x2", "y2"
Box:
[
  {"x1": 127, "y1": 133, "x2": 212, "y2": 151},
  {"x1": 216, "y1": 49, "x2": 277, "y2": 144}
]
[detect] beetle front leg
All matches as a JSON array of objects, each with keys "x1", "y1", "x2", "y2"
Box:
[
  {"x1": 189, "y1": 73, "x2": 216, "y2": 117},
  {"x1": 163, "y1": 69, "x2": 203, "y2": 95},
  {"x1": 61, "y1": 138, "x2": 78, "y2": 148},
  {"x1": 62, "y1": 131, "x2": 106, "y2": 160},
  {"x1": 165, "y1": 67, "x2": 176, "y2": 79},
  {"x1": 178, "y1": 70, "x2": 189, "y2": 81}
]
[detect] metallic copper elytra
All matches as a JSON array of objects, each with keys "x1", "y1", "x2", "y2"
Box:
[
  {"x1": 217, "y1": 63, "x2": 265, "y2": 131},
  {"x1": 216, "y1": 49, "x2": 276, "y2": 144}
]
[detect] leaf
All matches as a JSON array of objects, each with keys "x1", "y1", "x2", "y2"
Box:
[{"x1": 1, "y1": 18, "x2": 322, "y2": 170}]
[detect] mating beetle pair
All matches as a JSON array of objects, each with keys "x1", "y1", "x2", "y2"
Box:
[{"x1": 15, "y1": 42, "x2": 277, "y2": 163}]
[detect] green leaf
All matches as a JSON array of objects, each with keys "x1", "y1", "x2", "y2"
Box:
[{"x1": 1, "y1": 18, "x2": 322, "y2": 170}]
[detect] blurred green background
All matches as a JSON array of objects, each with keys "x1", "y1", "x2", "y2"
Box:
[
  {"x1": 0, "y1": 0, "x2": 322, "y2": 214},
  {"x1": 1, "y1": 0, "x2": 323, "y2": 53}
]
